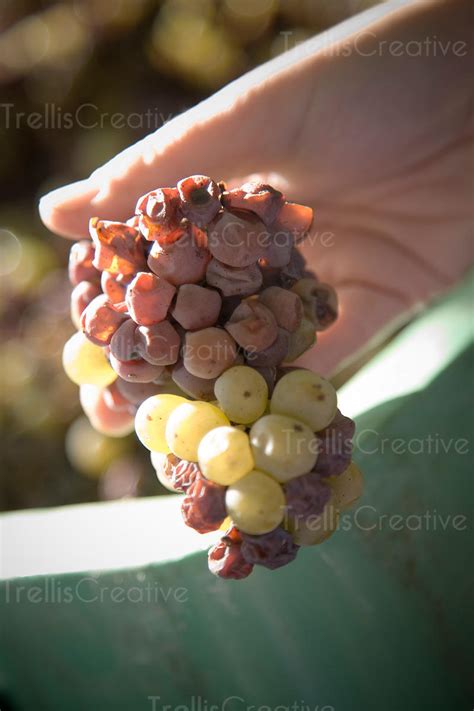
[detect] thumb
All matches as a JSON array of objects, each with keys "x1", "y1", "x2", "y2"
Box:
[
  {"x1": 38, "y1": 57, "x2": 297, "y2": 239},
  {"x1": 38, "y1": 0, "x2": 408, "y2": 239}
]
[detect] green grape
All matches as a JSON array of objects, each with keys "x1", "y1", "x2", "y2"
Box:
[
  {"x1": 165, "y1": 401, "x2": 230, "y2": 461},
  {"x1": 65, "y1": 416, "x2": 125, "y2": 479},
  {"x1": 225, "y1": 469, "x2": 286, "y2": 535},
  {"x1": 249, "y1": 414, "x2": 318, "y2": 482},
  {"x1": 135, "y1": 394, "x2": 188, "y2": 453},
  {"x1": 62, "y1": 331, "x2": 117, "y2": 387},
  {"x1": 271, "y1": 369, "x2": 337, "y2": 432},
  {"x1": 214, "y1": 365, "x2": 268, "y2": 424},
  {"x1": 289, "y1": 502, "x2": 339, "y2": 546},
  {"x1": 324, "y1": 461, "x2": 363, "y2": 511},
  {"x1": 198, "y1": 426, "x2": 254, "y2": 485},
  {"x1": 283, "y1": 317, "x2": 316, "y2": 362}
]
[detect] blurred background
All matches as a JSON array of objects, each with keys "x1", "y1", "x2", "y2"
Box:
[{"x1": 0, "y1": 0, "x2": 381, "y2": 511}]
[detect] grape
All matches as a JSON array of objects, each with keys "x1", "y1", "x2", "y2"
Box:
[
  {"x1": 244, "y1": 328, "x2": 289, "y2": 368},
  {"x1": 140, "y1": 215, "x2": 184, "y2": 245},
  {"x1": 259, "y1": 286, "x2": 303, "y2": 333},
  {"x1": 150, "y1": 452, "x2": 178, "y2": 492},
  {"x1": 214, "y1": 365, "x2": 268, "y2": 424},
  {"x1": 101, "y1": 271, "x2": 131, "y2": 305},
  {"x1": 279, "y1": 247, "x2": 306, "y2": 288},
  {"x1": 264, "y1": 230, "x2": 293, "y2": 268},
  {"x1": 181, "y1": 474, "x2": 227, "y2": 533},
  {"x1": 165, "y1": 401, "x2": 230, "y2": 461},
  {"x1": 284, "y1": 471, "x2": 331, "y2": 519},
  {"x1": 197, "y1": 426, "x2": 254, "y2": 485},
  {"x1": 206, "y1": 258, "x2": 262, "y2": 297},
  {"x1": 65, "y1": 416, "x2": 126, "y2": 478},
  {"x1": 249, "y1": 414, "x2": 318, "y2": 482},
  {"x1": 109, "y1": 318, "x2": 140, "y2": 361},
  {"x1": 259, "y1": 261, "x2": 281, "y2": 288},
  {"x1": 136, "y1": 187, "x2": 183, "y2": 243},
  {"x1": 171, "y1": 360, "x2": 217, "y2": 400},
  {"x1": 225, "y1": 300, "x2": 278, "y2": 352},
  {"x1": 125, "y1": 272, "x2": 176, "y2": 326},
  {"x1": 240, "y1": 527, "x2": 299, "y2": 569},
  {"x1": 151, "y1": 451, "x2": 200, "y2": 493},
  {"x1": 171, "y1": 284, "x2": 221, "y2": 330},
  {"x1": 150, "y1": 452, "x2": 177, "y2": 493},
  {"x1": 314, "y1": 409, "x2": 355, "y2": 477},
  {"x1": 62, "y1": 331, "x2": 117, "y2": 387},
  {"x1": 109, "y1": 354, "x2": 164, "y2": 383},
  {"x1": 183, "y1": 327, "x2": 237, "y2": 379},
  {"x1": 116, "y1": 379, "x2": 162, "y2": 406},
  {"x1": 324, "y1": 461, "x2": 363, "y2": 511},
  {"x1": 221, "y1": 182, "x2": 284, "y2": 226},
  {"x1": 177, "y1": 175, "x2": 221, "y2": 226},
  {"x1": 219, "y1": 294, "x2": 243, "y2": 324},
  {"x1": 70, "y1": 280, "x2": 101, "y2": 329},
  {"x1": 90, "y1": 218, "x2": 146, "y2": 275},
  {"x1": 79, "y1": 384, "x2": 135, "y2": 437},
  {"x1": 68, "y1": 241, "x2": 100, "y2": 285},
  {"x1": 289, "y1": 501, "x2": 339, "y2": 546},
  {"x1": 225, "y1": 469, "x2": 285, "y2": 535},
  {"x1": 135, "y1": 321, "x2": 181, "y2": 366},
  {"x1": 102, "y1": 380, "x2": 135, "y2": 414},
  {"x1": 271, "y1": 369, "x2": 337, "y2": 432},
  {"x1": 80, "y1": 294, "x2": 127, "y2": 346},
  {"x1": 284, "y1": 317, "x2": 316, "y2": 362},
  {"x1": 291, "y1": 278, "x2": 338, "y2": 330},
  {"x1": 147, "y1": 227, "x2": 211, "y2": 286},
  {"x1": 253, "y1": 366, "x2": 277, "y2": 396},
  {"x1": 312, "y1": 283, "x2": 338, "y2": 331},
  {"x1": 273, "y1": 201, "x2": 313, "y2": 242},
  {"x1": 207, "y1": 210, "x2": 267, "y2": 267},
  {"x1": 135, "y1": 393, "x2": 188, "y2": 453},
  {"x1": 208, "y1": 528, "x2": 254, "y2": 579}
]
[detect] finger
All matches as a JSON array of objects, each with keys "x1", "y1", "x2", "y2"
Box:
[{"x1": 38, "y1": 0, "x2": 413, "y2": 239}]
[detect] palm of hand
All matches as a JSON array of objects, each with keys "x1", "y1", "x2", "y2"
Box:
[{"x1": 40, "y1": 0, "x2": 472, "y2": 375}]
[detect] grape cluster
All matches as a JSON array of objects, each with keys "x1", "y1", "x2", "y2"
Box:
[{"x1": 62, "y1": 175, "x2": 363, "y2": 579}]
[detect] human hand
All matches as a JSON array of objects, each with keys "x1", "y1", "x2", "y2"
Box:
[{"x1": 39, "y1": 0, "x2": 473, "y2": 376}]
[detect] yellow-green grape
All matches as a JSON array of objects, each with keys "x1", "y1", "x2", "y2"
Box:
[
  {"x1": 225, "y1": 469, "x2": 285, "y2": 535},
  {"x1": 324, "y1": 462, "x2": 363, "y2": 511},
  {"x1": 219, "y1": 516, "x2": 232, "y2": 531},
  {"x1": 214, "y1": 365, "x2": 268, "y2": 424},
  {"x1": 150, "y1": 452, "x2": 177, "y2": 492},
  {"x1": 283, "y1": 317, "x2": 316, "y2": 362},
  {"x1": 65, "y1": 416, "x2": 125, "y2": 478},
  {"x1": 198, "y1": 426, "x2": 254, "y2": 485},
  {"x1": 289, "y1": 502, "x2": 339, "y2": 546},
  {"x1": 62, "y1": 331, "x2": 117, "y2": 387},
  {"x1": 290, "y1": 278, "x2": 319, "y2": 323},
  {"x1": 165, "y1": 401, "x2": 230, "y2": 461},
  {"x1": 271, "y1": 369, "x2": 337, "y2": 432},
  {"x1": 135, "y1": 394, "x2": 188, "y2": 453},
  {"x1": 249, "y1": 414, "x2": 318, "y2": 482}
]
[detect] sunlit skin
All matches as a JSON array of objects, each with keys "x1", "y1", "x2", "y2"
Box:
[{"x1": 40, "y1": 0, "x2": 473, "y2": 376}]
